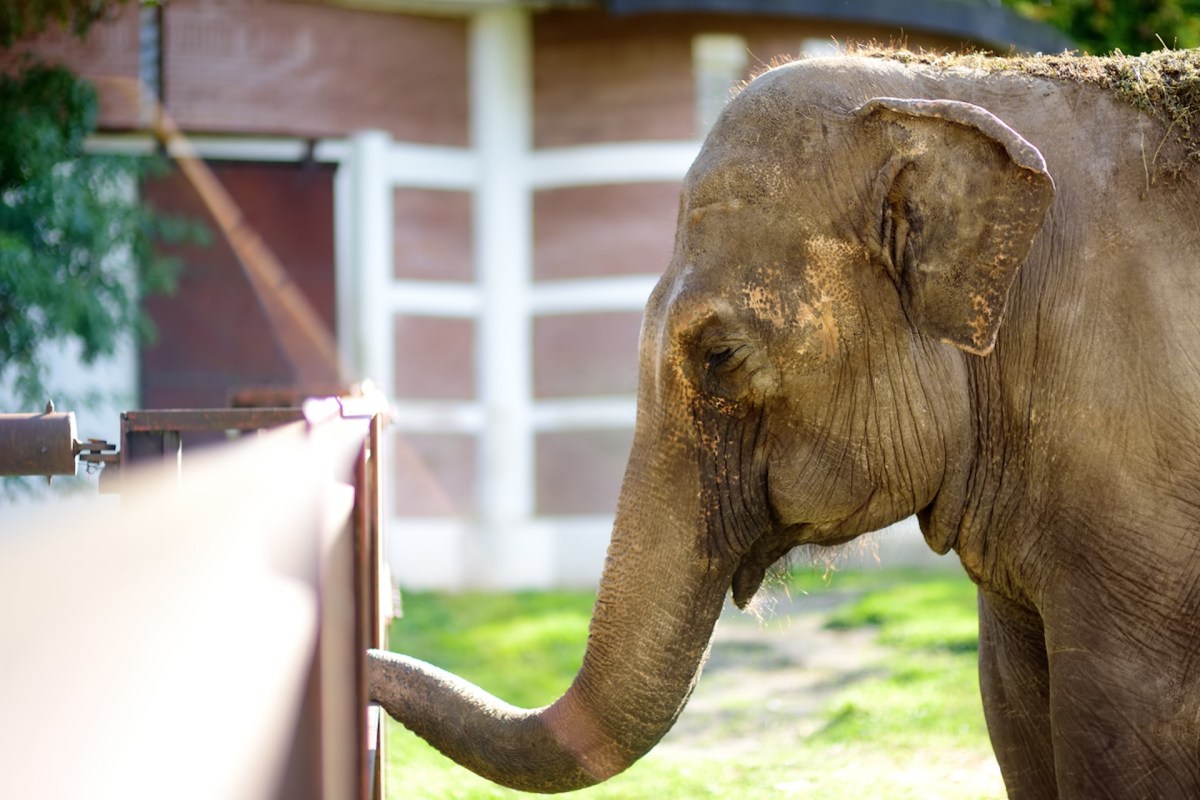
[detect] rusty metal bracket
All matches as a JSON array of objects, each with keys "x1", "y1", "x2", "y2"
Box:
[
  {"x1": 76, "y1": 438, "x2": 119, "y2": 470},
  {"x1": 76, "y1": 438, "x2": 120, "y2": 492}
]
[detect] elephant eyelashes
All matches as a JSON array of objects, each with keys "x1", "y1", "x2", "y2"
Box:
[{"x1": 704, "y1": 343, "x2": 749, "y2": 375}]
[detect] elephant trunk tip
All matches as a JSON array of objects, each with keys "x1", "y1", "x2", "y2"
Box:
[{"x1": 367, "y1": 648, "x2": 639, "y2": 794}]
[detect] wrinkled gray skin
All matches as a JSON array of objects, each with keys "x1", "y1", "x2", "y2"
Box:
[{"x1": 370, "y1": 55, "x2": 1200, "y2": 798}]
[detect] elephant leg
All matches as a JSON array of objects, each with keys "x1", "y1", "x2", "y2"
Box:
[
  {"x1": 977, "y1": 590, "x2": 1057, "y2": 799},
  {"x1": 1044, "y1": 605, "x2": 1200, "y2": 800}
]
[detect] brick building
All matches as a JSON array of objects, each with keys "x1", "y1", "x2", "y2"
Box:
[{"x1": 5, "y1": 0, "x2": 1068, "y2": 588}]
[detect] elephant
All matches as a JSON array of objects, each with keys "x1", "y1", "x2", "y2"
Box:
[{"x1": 369, "y1": 49, "x2": 1200, "y2": 799}]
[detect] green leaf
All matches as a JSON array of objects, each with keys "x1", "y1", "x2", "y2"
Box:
[{"x1": 0, "y1": 62, "x2": 206, "y2": 409}]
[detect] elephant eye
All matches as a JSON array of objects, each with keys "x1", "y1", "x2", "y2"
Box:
[{"x1": 704, "y1": 343, "x2": 749, "y2": 375}]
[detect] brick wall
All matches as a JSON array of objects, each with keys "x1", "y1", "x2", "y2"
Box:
[
  {"x1": 7, "y1": 4, "x2": 974, "y2": 144},
  {"x1": 394, "y1": 189, "x2": 474, "y2": 281},
  {"x1": 534, "y1": 10, "x2": 695, "y2": 147},
  {"x1": 533, "y1": 183, "x2": 681, "y2": 279},
  {"x1": 163, "y1": 0, "x2": 469, "y2": 142},
  {"x1": 3, "y1": 1, "x2": 472, "y2": 141},
  {"x1": 532, "y1": 9, "x2": 972, "y2": 147}
]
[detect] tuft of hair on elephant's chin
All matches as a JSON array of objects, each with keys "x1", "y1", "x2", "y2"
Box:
[{"x1": 734, "y1": 537, "x2": 884, "y2": 619}]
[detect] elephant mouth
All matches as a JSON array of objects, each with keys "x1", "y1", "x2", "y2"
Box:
[
  {"x1": 729, "y1": 523, "x2": 809, "y2": 608},
  {"x1": 729, "y1": 521, "x2": 862, "y2": 608}
]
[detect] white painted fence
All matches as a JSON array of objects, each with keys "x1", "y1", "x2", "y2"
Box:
[{"x1": 338, "y1": 7, "x2": 702, "y2": 590}]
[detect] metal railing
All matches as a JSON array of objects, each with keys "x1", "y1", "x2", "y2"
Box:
[{"x1": 0, "y1": 394, "x2": 389, "y2": 800}]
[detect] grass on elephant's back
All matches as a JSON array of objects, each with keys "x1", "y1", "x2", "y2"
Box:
[{"x1": 383, "y1": 568, "x2": 1000, "y2": 799}]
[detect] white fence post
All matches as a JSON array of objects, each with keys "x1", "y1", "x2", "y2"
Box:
[
  {"x1": 347, "y1": 131, "x2": 394, "y2": 391},
  {"x1": 470, "y1": 6, "x2": 550, "y2": 588}
]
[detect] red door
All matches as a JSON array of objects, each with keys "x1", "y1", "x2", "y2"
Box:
[{"x1": 140, "y1": 160, "x2": 338, "y2": 413}]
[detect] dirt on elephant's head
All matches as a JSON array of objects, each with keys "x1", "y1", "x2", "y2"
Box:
[{"x1": 851, "y1": 47, "x2": 1200, "y2": 181}]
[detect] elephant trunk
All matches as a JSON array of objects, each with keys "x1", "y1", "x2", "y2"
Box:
[{"x1": 369, "y1": 456, "x2": 733, "y2": 793}]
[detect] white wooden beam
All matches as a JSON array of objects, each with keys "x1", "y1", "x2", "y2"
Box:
[
  {"x1": 390, "y1": 401, "x2": 484, "y2": 432},
  {"x1": 385, "y1": 142, "x2": 477, "y2": 190},
  {"x1": 86, "y1": 134, "x2": 348, "y2": 163},
  {"x1": 530, "y1": 275, "x2": 658, "y2": 315},
  {"x1": 386, "y1": 281, "x2": 481, "y2": 317},
  {"x1": 529, "y1": 141, "x2": 699, "y2": 190},
  {"x1": 388, "y1": 396, "x2": 638, "y2": 434},
  {"x1": 532, "y1": 397, "x2": 637, "y2": 430}
]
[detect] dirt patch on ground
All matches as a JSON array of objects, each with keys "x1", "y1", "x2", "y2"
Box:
[
  {"x1": 656, "y1": 588, "x2": 1006, "y2": 798},
  {"x1": 659, "y1": 589, "x2": 886, "y2": 755}
]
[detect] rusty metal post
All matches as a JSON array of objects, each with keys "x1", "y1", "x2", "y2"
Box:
[
  {"x1": 354, "y1": 411, "x2": 387, "y2": 800},
  {"x1": 0, "y1": 412, "x2": 78, "y2": 477}
]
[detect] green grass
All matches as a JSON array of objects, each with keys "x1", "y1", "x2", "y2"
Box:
[
  {"x1": 387, "y1": 591, "x2": 594, "y2": 707},
  {"x1": 816, "y1": 574, "x2": 987, "y2": 752},
  {"x1": 383, "y1": 568, "x2": 1003, "y2": 799}
]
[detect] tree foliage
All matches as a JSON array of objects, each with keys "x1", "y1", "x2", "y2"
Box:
[
  {"x1": 0, "y1": 62, "x2": 201, "y2": 407},
  {"x1": 0, "y1": 0, "x2": 132, "y2": 48},
  {"x1": 1004, "y1": 0, "x2": 1200, "y2": 54}
]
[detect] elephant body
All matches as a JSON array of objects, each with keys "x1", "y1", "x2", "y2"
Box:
[{"x1": 371, "y1": 51, "x2": 1200, "y2": 799}]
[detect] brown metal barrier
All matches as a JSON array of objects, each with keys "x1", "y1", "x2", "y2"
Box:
[{"x1": 0, "y1": 394, "x2": 389, "y2": 800}]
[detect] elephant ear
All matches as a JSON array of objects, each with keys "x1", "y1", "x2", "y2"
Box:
[{"x1": 856, "y1": 97, "x2": 1055, "y2": 356}]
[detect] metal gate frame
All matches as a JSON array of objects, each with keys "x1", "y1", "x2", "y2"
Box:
[{"x1": 105, "y1": 397, "x2": 389, "y2": 800}]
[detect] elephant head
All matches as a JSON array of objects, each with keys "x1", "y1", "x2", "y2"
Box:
[{"x1": 369, "y1": 59, "x2": 1055, "y2": 793}]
